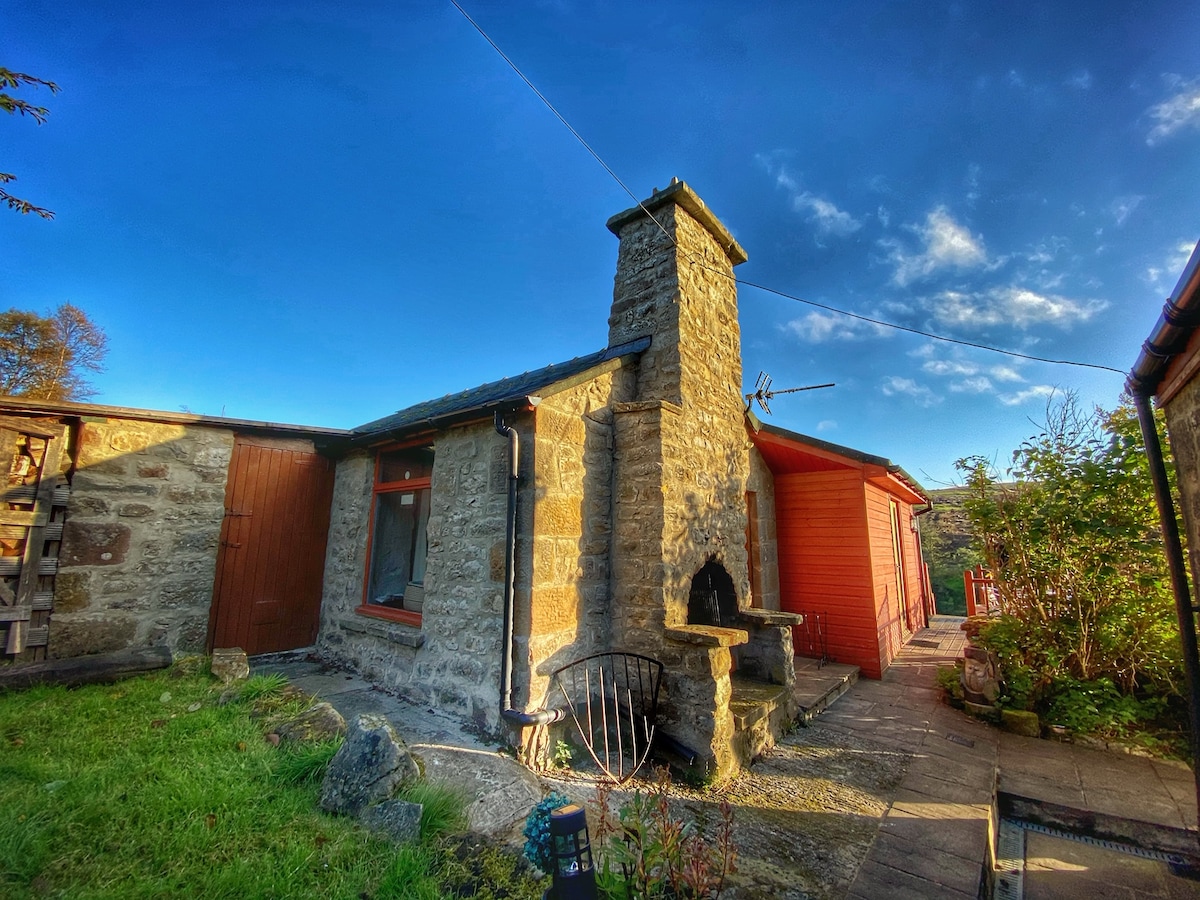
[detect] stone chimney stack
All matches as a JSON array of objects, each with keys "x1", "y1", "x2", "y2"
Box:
[{"x1": 606, "y1": 180, "x2": 751, "y2": 643}]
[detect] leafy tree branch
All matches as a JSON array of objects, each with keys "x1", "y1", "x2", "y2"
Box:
[{"x1": 1, "y1": 66, "x2": 59, "y2": 219}]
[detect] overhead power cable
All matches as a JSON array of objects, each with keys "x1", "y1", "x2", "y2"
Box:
[{"x1": 449, "y1": 1, "x2": 1126, "y2": 378}]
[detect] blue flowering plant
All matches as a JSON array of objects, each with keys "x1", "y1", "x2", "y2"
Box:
[{"x1": 523, "y1": 791, "x2": 571, "y2": 874}]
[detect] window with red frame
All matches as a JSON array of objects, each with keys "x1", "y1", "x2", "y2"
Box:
[{"x1": 363, "y1": 445, "x2": 434, "y2": 620}]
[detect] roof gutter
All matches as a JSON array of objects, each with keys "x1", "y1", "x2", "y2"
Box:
[{"x1": 1129, "y1": 241, "x2": 1200, "y2": 398}]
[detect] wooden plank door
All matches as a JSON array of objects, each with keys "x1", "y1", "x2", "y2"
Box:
[{"x1": 208, "y1": 436, "x2": 335, "y2": 656}]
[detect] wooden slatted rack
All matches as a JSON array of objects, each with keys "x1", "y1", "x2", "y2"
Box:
[{"x1": 0, "y1": 417, "x2": 70, "y2": 662}]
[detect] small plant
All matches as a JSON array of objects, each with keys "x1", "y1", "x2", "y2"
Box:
[
  {"x1": 522, "y1": 790, "x2": 570, "y2": 874},
  {"x1": 592, "y1": 768, "x2": 736, "y2": 898},
  {"x1": 552, "y1": 739, "x2": 573, "y2": 769},
  {"x1": 397, "y1": 780, "x2": 469, "y2": 840},
  {"x1": 238, "y1": 672, "x2": 288, "y2": 702},
  {"x1": 271, "y1": 737, "x2": 343, "y2": 786}
]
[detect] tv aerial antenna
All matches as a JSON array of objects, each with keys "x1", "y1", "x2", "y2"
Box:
[{"x1": 745, "y1": 371, "x2": 834, "y2": 415}]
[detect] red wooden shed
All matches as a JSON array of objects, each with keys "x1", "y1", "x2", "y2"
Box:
[{"x1": 748, "y1": 415, "x2": 932, "y2": 678}]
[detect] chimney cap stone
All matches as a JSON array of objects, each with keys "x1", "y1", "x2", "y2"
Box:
[{"x1": 606, "y1": 180, "x2": 748, "y2": 266}]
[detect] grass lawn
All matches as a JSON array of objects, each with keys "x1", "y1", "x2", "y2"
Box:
[{"x1": 0, "y1": 662, "x2": 540, "y2": 899}]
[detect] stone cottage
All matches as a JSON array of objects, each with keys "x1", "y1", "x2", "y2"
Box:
[{"x1": 0, "y1": 181, "x2": 931, "y2": 780}]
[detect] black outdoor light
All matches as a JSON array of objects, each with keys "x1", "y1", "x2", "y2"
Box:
[{"x1": 549, "y1": 803, "x2": 597, "y2": 899}]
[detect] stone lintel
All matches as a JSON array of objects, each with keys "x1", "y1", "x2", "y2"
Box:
[
  {"x1": 613, "y1": 399, "x2": 683, "y2": 417},
  {"x1": 665, "y1": 624, "x2": 748, "y2": 648},
  {"x1": 606, "y1": 180, "x2": 748, "y2": 266},
  {"x1": 738, "y1": 609, "x2": 804, "y2": 627}
]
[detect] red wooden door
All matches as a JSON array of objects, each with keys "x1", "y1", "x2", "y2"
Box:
[{"x1": 208, "y1": 436, "x2": 335, "y2": 655}]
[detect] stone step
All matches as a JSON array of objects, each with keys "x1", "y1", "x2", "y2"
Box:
[
  {"x1": 729, "y1": 677, "x2": 791, "y2": 731},
  {"x1": 793, "y1": 657, "x2": 860, "y2": 724}
]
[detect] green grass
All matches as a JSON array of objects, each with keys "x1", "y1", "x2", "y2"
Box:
[{"x1": 0, "y1": 664, "x2": 539, "y2": 899}]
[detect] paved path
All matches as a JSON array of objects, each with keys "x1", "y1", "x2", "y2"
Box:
[{"x1": 834, "y1": 615, "x2": 1199, "y2": 899}]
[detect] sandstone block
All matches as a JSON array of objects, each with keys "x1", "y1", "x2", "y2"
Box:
[
  {"x1": 61, "y1": 521, "x2": 132, "y2": 566},
  {"x1": 211, "y1": 648, "x2": 250, "y2": 684},
  {"x1": 47, "y1": 614, "x2": 136, "y2": 659}
]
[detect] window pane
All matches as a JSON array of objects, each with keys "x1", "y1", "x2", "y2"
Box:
[{"x1": 367, "y1": 487, "x2": 431, "y2": 606}]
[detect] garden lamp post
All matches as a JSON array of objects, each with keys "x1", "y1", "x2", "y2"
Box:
[{"x1": 549, "y1": 803, "x2": 597, "y2": 900}]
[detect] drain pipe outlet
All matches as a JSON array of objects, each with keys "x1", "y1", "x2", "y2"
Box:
[{"x1": 494, "y1": 411, "x2": 565, "y2": 729}]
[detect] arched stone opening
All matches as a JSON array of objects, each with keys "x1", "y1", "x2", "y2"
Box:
[{"x1": 687, "y1": 559, "x2": 738, "y2": 628}]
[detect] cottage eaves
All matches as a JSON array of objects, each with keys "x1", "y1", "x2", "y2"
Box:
[{"x1": 351, "y1": 335, "x2": 652, "y2": 443}]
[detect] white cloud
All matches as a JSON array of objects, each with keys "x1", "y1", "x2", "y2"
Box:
[
  {"x1": 1111, "y1": 195, "x2": 1143, "y2": 226},
  {"x1": 921, "y1": 356, "x2": 1026, "y2": 386},
  {"x1": 998, "y1": 385, "x2": 1057, "y2": 406},
  {"x1": 1146, "y1": 76, "x2": 1200, "y2": 146},
  {"x1": 989, "y1": 365, "x2": 1025, "y2": 383},
  {"x1": 757, "y1": 154, "x2": 860, "y2": 240},
  {"x1": 926, "y1": 286, "x2": 1106, "y2": 330},
  {"x1": 816, "y1": 420, "x2": 837, "y2": 432},
  {"x1": 950, "y1": 376, "x2": 994, "y2": 394},
  {"x1": 1007, "y1": 69, "x2": 1025, "y2": 88},
  {"x1": 965, "y1": 164, "x2": 981, "y2": 206},
  {"x1": 1146, "y1": 240, "x2": 1197, "y2": 290},
  {"x1": 884, "y1": 207, "x2": 988, "y2": 286},
  {"x1": 792, "y1": 192, "x2": 862, "y2": 237},
  {"x1": 1066, "y1": 70, "x2": 1092, "y2": 90},
  {"x1": 877, "y1": 206, "x2": 891, "y2": 228},
  {"x1": 880, "y1": 376, "x2": 941, "y2": 407},
  {"x1": 783, "y1": 312, "x2": 890, "y2": 342},
  {"x1": 922, "y1": 359, "x2": 979, "y2": 377}
]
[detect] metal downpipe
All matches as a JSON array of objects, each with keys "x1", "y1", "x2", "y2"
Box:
[
  {"x1": 1133, "y1": 391, "x2": 1200, "y2": 822},
  {"x1": 494, "y1": 411, "x2": 564, "y2": 729}
]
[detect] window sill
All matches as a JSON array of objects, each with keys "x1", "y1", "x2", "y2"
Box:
[{"x1": 356, "y1": 604, "x2": 423, "y2": 628}]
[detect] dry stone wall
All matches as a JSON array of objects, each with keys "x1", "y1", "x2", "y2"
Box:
[{"x1": 53, "y1": 418, "x2": 234, "y2": 657}]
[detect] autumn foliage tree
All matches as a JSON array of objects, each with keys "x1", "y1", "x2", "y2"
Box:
[
  {"x1": 1, "y1": 66, "x2": 59, "y2": 219},
  {"x1": 0, "y1": 305, "x2": 108, "y2": 401}
]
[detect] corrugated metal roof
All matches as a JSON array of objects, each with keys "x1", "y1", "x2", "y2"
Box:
[{"x1": 352, "y1": 336, "x2": 651, "y2": 440}]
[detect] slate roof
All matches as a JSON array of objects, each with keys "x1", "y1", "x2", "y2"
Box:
[{"x1": 352, "y1": 336, "x2": 651, "y2": 441}]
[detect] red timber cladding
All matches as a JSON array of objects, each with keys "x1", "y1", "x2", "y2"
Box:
[
  {"x1": 775, "y1": 469, "x2": 885, "y2": 678},
  {"x1": 864, "y1": 481, "x2": 929, "y2": 673},
  {"x1": 864, "y1": 481, "x2": 905, "y2": 672}
]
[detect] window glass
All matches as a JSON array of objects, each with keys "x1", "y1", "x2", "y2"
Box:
[{"x1": 368, "y1": 487, "x2": 431, "y2": 607}]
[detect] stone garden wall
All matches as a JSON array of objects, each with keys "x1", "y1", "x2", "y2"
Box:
[{"x1": 53, "y1": 418, "x2": 234, "y2": 657}]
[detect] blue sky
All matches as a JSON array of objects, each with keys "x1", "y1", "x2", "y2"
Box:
[{"x1": 3, "y1": 1, "x2": 1198, "y2": 485}]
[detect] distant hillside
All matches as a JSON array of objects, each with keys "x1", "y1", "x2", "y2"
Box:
[{"x1": 920, "y1": 486, "x2": 981, "y2": 616}]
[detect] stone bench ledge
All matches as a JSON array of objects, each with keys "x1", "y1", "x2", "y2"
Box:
[
  {"x1": 665, "y1": 625, "x2": 748, "y2": 648},
  {"x1": 738, "y1": 609, "x2": 804, "y2": 627}
]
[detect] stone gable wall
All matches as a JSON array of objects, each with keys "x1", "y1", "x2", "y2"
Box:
[
  {"x1": 524, "y1": 369, "x2": 634, "y2": 709},
  {"x1": 52, "y1": 418, "x2": 234, "y2": 657}
]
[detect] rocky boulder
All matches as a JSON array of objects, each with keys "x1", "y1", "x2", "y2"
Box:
[
  {"x1": 319, "y1": 714, "x2": 420, "y2": 816},
  {"x1": 360, "y1": 799, "x2": 424, "y2": 843}
]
